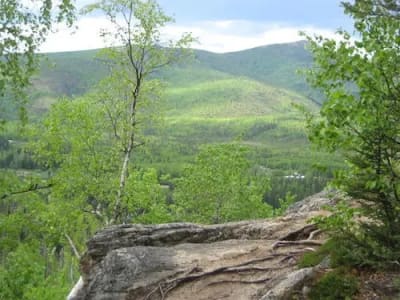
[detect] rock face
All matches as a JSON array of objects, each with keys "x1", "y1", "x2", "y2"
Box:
[{"x1": 68, "y1": 191, "x2": 335, "y2": 300}]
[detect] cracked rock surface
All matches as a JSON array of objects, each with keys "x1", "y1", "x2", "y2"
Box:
[{"x1": 68, "y1": 191, "x2": 335, "y2": 300}]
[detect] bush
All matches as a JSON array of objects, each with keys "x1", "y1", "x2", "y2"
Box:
[
  {"x1": 312, "y1": 200, "x2": 400, "y2": 269},
  {"x1": 309, "y1": 269, "x2": 359, "y2": 300}
]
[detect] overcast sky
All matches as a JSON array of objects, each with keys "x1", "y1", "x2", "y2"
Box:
[{"x1": 40, "y1": 0, "x2": 352, "y2": 53}]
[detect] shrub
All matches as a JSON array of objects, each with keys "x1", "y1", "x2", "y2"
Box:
[{"x1": 309, "y1": 269, "x2": 359, "y2": 300}]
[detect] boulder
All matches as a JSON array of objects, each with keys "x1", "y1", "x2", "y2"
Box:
[{"x1": 68, "y1": 191, "x2": 334, "y2": 300}]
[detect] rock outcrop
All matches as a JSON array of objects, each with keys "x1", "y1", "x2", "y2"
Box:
[{"x1": 68, "y1": 191, "x2": 336, "y2": 300}]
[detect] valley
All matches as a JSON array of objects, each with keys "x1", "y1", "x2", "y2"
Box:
[{"x1": 1, "y1": 41, "x2": 341, "y2": 205}]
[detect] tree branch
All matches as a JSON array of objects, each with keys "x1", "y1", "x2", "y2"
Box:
[
  {"x1": 1, "y1": 183, "x2": 53, "y2": 200},
  {"x1": 65, "y1": 233, "x2": 81, "y2": 260}
]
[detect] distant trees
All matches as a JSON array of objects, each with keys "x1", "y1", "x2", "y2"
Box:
[
  {"x1": 173, "y1": 144, "x2": 272, "y2": 224},
  {"x1": 304, "y1": 0, "x2": 400, "y2": 266}
]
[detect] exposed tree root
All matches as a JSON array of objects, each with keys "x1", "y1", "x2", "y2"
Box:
[
  {"x1": 205, "y1": 276, "x2": 271, "y2": 286},
  {"x1": 143, "y1": 224, "x2": 326, "y2": 299},
  {"x1": 278, "y1": 224, "x2": 317, "y2": 241},
  {"x1": 272, "y1": 240, "x2": 323, "y2": 250},
  {"x1": 272, "y1": 224, "x2": 324, "y2": 250},
  {"x1": 307, "y1": 229, "x2": 322, "y2": 240}
]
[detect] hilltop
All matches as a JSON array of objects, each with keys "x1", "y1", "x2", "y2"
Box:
[
  {"x1": 2, "y1": 41, "x2": 337, "y2": 204},
  {"x1": 29, "y1": 40, "x2": 317, "y2": 113}
]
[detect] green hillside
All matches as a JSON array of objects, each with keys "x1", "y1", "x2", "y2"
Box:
[
  {"x1": 194, "y1": 41, "x2": 315, "y2": 98},
  {"x1": 26, "y1": 42, "x2": 320, "y2": 119},
  {"x1": 28, "y1": 49, "x2": 108, "y2": 115},
  {"x1": 165, "y1": 77, "x2": 315, "y2": 118},
  {"x1": 2, "y1": 42, "x2": 339, "y2": 204},
  {"x1": 29, "y1": 41, "x2": 315, "y2": 108}
]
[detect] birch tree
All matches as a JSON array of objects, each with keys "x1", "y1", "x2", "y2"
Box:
[{"x1": 83, "y1": 0, "x2": 193, "y2": 224}]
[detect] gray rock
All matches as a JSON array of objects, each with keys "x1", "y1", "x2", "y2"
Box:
[
  {"x1": 68, "y1": 192, "x2": 332, "y2": 300},
  {"x1": 260, "y1": 268, "x2": 316, "y2": 300},
  {"x1": 285, "y1": 190, "x2": 340, "y2": 215}
]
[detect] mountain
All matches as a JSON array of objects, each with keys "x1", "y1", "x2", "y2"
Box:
[
  {"x1": 3, "y1": 41, "x2": 337, "y2": 203},
  {"x1": 29, "y1": 40, "x2": 317, "y2": 114},
  {"x1": 193, "y1": 40, "x2": 314, "y2": 97}
]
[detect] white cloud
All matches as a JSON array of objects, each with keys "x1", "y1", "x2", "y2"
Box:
[
  {"x1": 40, "y1": 17, "x2": 117, "y2": 53},
  {"x1": 163, "y1": 20, "x2": 341, "y2": 53},
  {"x1": 40, "y1": 16, "x2": 341, "y2": 53}
]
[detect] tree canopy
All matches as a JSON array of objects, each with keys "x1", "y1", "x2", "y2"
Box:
[
  {"x1": 82, "y1": 0, "x2": 193, "y2": 224},
  {"x1": 0, "y1": 0, "x2": 75, "y2": 120},
  {"x1": 173, "y1": 144, "x2": 272, "y2": 224},
  {"x1": 305, "y1": 0, "x2": 400, "y2": 266}
]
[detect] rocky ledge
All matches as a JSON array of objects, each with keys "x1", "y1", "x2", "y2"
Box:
[{"x1": 68, "y1": 191, "x2": 337, "y2": 300}]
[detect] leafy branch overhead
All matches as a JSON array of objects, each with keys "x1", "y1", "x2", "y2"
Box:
[
  {"x1": 304, "y1": 0, "x2": 400, "y2": 267},
  {"x1": 0, "y1": 0, "x2": 76, "y2": 119}
]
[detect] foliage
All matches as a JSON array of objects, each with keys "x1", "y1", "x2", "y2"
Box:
[
  {"x1": 31, "y1": 95, "x2": 171, "y2": 226},
  {"x1": 31, "y1": 96, "x2": 118, "y2": 224},
  {"x1": 304, "y1": 0, "x2": 400, "y2": 267},
  {"x1": 0, "y1": 2, "x2": 340, "y2": 298},
  {"x1": 0, "y1": 243, "x2": 74, "y2": 300},
  {"x1": 122, "y1": 168, "x2": 173, "y2": 224},
  {"x1": 298, "y1": 237, "x2": 360, "y2": 269},
  {"x1": 18, "y1": 44, "x2": 334, "y2": 204},
  {"x1": 0, "y1": 0, "x2": 75, "y2": 121},
  {"x1": 82, "y1": 0, "x2": 193, "y2": 224},
  {"x1": 0, "y1": 181, "x2": 82, "y2": 300},
  {"x1": 173, "y1": 144, "x2": 272, "y2": 224},
  {"x1": 342, "y1": 0, "x2": 400, "y2": 19},
  {"x1": 264, "y1": 169, "x2": 330, "y2": 208},
  {"x1": 13, "y1": 43, "x2": 334, "y2": 205},
  {"x1": 312, "y1": 200, "x2": 400, "y2": 269},
  {"x1": 272, "y1": 191, "x2": 296, "y2": 215},
  {"x1": 308, "y1": 268, "x2": 359, "y2": 300}
]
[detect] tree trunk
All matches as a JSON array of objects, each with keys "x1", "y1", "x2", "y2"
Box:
[{"x1": 112, "y1": 129, "x2": 134, "y2": 224}]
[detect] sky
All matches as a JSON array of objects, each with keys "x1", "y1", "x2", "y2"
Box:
[{"x1": 40, "y1": 0, "x2": 353, "y2": 54}]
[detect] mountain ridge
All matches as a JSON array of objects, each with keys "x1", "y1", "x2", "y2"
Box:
[{"x1": 27, "y1": 40, "x2": 317, "y2": 117}]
